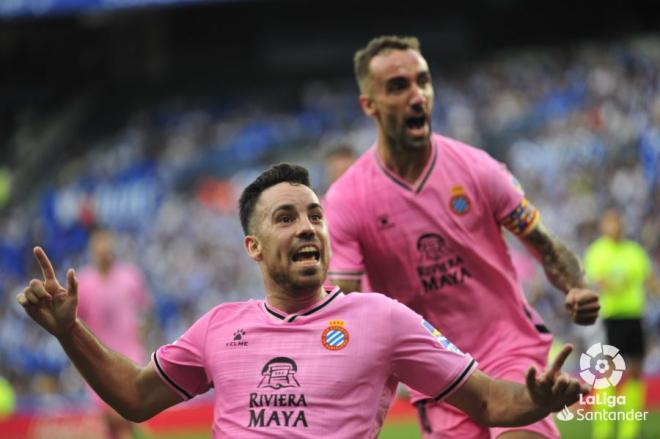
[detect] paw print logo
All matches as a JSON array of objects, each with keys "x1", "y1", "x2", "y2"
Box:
[
  {"x1": 595, "y1": 359, "x2": 610, "y2": 374},
  {"x1": 234, "y1": 329, "x2": 246, "y2": 341}
]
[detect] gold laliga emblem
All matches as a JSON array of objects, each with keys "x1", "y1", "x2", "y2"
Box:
[{"x1": 322, "y1": 320, "x2": 349, "y2": 351}]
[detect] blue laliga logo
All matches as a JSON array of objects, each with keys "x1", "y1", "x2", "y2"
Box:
[
  {"x1": 511, "y1": 175, "x2": 525, "y2": 194},
  {"x1": 421, "y1": 320, "x2": 464, "y2": 354}
]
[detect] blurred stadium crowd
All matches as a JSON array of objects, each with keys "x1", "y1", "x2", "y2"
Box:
[{"x1": 1, "y1": 35, "x2": 659, "y2": 412}]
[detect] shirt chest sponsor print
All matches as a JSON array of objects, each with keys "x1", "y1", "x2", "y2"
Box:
[
  {"x1": 415, "y1": 233, "x2": 472, "y2": 294},
  {"x1": 258, "y1": 357, "x2": 300, "y2": 389},
  {"x1": 249, "y1": 357, "x2": 309, "y2": 428},
  {"x1": 321, "y1": 320, "x2": 349, "y2": 351}
]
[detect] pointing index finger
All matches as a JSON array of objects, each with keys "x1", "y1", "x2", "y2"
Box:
[
  {"x1": 550, "y1": 344, "x2": 573, "y2": 374},
  {"x1": 34, "y1": 247, "x2": 57, "y2": 282}
]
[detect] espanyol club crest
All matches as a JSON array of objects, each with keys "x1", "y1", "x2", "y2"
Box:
[
  {"x1": 449, "y1": 185, "x2": 471, "y2": 216},
  {"x1": 321, "y1": 320, "x2": 349, "y2": 351}
]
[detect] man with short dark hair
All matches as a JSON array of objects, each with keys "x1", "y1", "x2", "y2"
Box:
[
  {"x1": 325, "y1": 36, "x2": 600, "y2": 438},
  {"x1": 18, "y1": 163, "x2": 589, "y2": 438}
]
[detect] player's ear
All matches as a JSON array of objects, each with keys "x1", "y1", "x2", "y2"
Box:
[
  {"x1": 358, "y1": 93, "x2": 377, "y2": 117},
  {"x1": 244, "y1": 234, "x2": 263, "y2": 261}
]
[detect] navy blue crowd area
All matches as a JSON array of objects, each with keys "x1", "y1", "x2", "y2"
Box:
[{"x1": 1, "y1": 36, "x2": 659, "y2": 412}]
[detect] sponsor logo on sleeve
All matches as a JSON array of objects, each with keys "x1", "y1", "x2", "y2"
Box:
[
  {"x1": 421, "y1": 320, "x2": 463, "y2": 354},
  {"x1": 510, "y1": 174, "x2": 525, "y2": 195}
]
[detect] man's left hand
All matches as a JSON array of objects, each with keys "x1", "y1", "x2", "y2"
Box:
[{"x1": 565, "y1": 288, "x2": 600, "y2": 325}]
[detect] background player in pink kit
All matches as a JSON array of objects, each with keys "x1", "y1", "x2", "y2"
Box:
[
  {"x1": 324, "y1": 36, "x2": 601, "y2": 439},
  {"x1": 17, "y1": 164, "x2": 589, "y2": 438},
  {"x1": 77, "y1": 229, "x2": 151, "y2": 439}
]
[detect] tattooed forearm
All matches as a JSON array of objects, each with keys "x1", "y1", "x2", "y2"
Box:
[{"x1": 521, "y1": 223, "x2": 585, "y2": 293}]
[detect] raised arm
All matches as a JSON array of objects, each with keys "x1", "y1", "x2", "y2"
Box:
[
  {"x1": 16, "y1": 247, "x2": 181, "y2": 422},
  {"x1": 446, "y1": 344, "x2": 589, "y2": 426},
  {"x1": 480, "y1": 154, "x2": 600, "y2": 325},
  {"x1": 518, "y1": 221, "x2": 600, "y2": 325}
]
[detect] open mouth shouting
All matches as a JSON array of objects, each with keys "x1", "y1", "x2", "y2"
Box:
[
  {"x1": 405, "y1": 114, "x2": 428, "y2": 138},
  {"x1": 291, "y1": 245, "x2": 321, "y2": 266}
]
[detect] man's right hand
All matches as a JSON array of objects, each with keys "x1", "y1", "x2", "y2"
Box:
[
  {"x1": 525, "y1": 344, "x2": 590, "y2": 412},
  {"x1": 16, "y1": 247, "x2": 79, "y2": 338}
]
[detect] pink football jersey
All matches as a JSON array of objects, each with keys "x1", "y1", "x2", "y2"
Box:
[
  {"x1": 153, "y1": 288, "x2": 476, "y2": 438},
  {"x1": 324, "y1": 133, "x2": 552, "y2": 378},
  {"x1": 77, "y1": 263, "x2": 150, "y2": 364}
]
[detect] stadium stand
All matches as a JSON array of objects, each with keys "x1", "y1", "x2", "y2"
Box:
[{"x1": 0, "y1": 5, "x2": 658, "y2": 437}]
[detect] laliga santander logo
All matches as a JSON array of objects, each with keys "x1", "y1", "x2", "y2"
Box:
[
  {"x1": 556, "y1": 343, "x2": 627, "y2": 422},
  {"x1": 556, "y1": 343, "x2": 648, "y2": 423},
  {"x1": 556, "y1": 406, "x2": 575, "y2": 421},
  {"x1": 579, "y1": 343, "x2": 626, "y2": 389}
]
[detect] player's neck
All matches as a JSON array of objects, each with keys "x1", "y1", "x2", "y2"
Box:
[
  {"x1": 97, "y1": 263, "x2": 112, "y2": 277},
  {"x1": 377, "y1": 137, "x2": 432, "y2": 184},
  {"x1": 265, "y1": 285, "x2": 327, "y2": 315},
  {"x1": 605, "y1": 234, "x2": 623, "y2": 243}
]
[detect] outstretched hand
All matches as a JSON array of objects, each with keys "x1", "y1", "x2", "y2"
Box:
[
  {"x1": 16, "y1": 247, "x2": 79, "y2": 338},
  {"x1": 525, "y1": 344, "x2": 590, "y2": 412},
  {"x1": 565, "y1": 288, "x2": 600, "y2": 325}
]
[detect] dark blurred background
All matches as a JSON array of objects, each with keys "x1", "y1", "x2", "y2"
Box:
[{"x1": 1, "y1": 0, "x2": 659, "y2": 427}]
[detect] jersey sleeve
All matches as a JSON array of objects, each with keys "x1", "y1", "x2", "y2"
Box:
[
  {"x1": 477, "y1": 153, "x2": 540, "y2": 236},
  {"x1": 153, "y1": 311, "x2": 214, "y2": 400},
  {"x1": 323, "y1": 190, "x2": 365, "y2": 280},
  {"x1": 388, "y1": 299, "x2": 477, "y2": 402}
]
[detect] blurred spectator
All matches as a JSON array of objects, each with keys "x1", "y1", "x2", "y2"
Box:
[
  {"x1": 0, "y1": 375, "x2": 16, "y2": 420},
  {"x1": 585, "y1": 209, "x2": 656, "y2": 439},
  {"x1": 0, "y1": 167, "x2": 11, "y2": 209},
  {"x1": 76, "y1": 229, "x2": 152, "y2": 439},
  {"x1": 322, "y1": 146, "x2": 358, "y2": 193}
]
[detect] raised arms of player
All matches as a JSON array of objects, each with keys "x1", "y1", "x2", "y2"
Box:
[
  {"x1": 501, "y1": 199, "x2": 600, "y2": 325},
  {"x1": 446, "y1": 344, "x2": 589, "y2": 426},
  {"x1": 16, "y1": 247, "x2": 182, "y2": 422}
]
